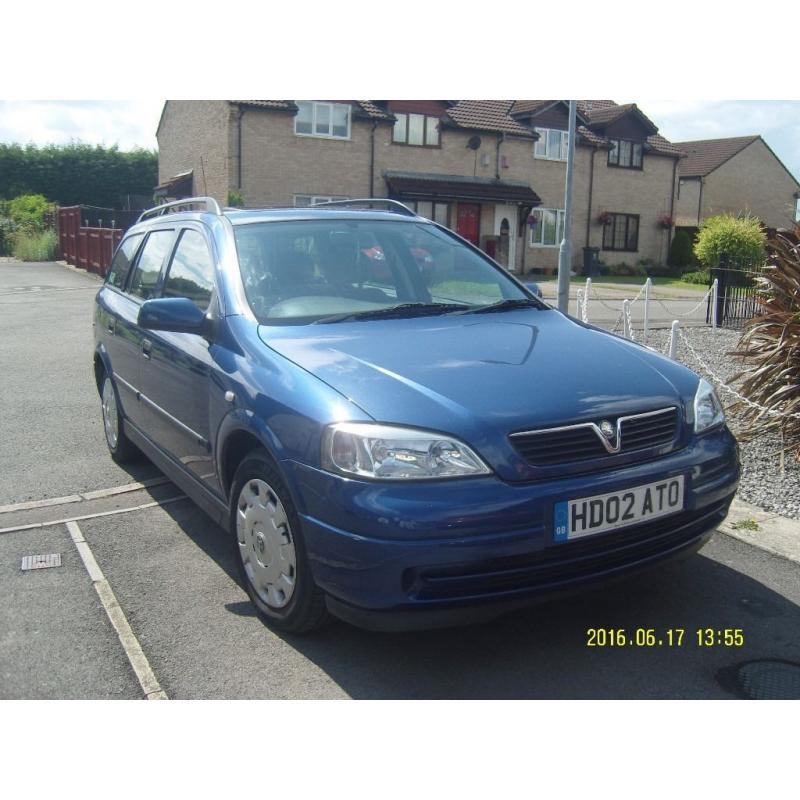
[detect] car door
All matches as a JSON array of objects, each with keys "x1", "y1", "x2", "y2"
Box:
[
  {"x1": 114, "y1": 227, "x2": 176, "y2": 431},
  {"x1": 96, "y1": 233, "x2": 146, "y2": 424},
  {"x1": 136, "y1": 224, "x2": 220, "y2": 493}
]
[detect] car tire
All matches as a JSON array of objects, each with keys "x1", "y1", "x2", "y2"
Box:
[
  {"x1": 100, "y1": 373, "x2": 138, "y2": 464},
  {"x1": 230, "y1": 452, "x2": 330, "y2": 634}
]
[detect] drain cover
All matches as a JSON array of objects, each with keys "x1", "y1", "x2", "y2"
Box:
[
  {"x1": 21, "y1": 553, "x2": 62, "y2": 571},
  {"x1": 722, "y1": 659, "x2": 800, "y2": 700}
]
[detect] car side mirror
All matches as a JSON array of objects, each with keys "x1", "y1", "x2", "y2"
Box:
[{"x1": 138, "y1": 297, "x2": 209, "y2": 335}]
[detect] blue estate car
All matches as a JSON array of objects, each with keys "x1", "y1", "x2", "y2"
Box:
[{"x1": 93, "y1": 197, "x2": 739, "y2": 633}]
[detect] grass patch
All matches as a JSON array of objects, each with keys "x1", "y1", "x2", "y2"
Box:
[
  {"x1": 12, "y1": 230, "x2": 57, "y2": 262},
  {"x1": 732, "y1": 518, "x2": 760, "y2": 532}
]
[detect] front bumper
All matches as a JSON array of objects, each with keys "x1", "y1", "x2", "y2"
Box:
[{"x1": 285, "y1": 426, "x2": 739, "y2": 631}]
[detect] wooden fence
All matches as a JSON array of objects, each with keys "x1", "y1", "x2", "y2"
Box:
[{"x1": 57, "y1": 206, "x2": 123, "y2": 276}]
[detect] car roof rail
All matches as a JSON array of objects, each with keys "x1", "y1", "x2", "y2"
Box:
[
  {"x1": 137, "y1": 196, "x2": 223, "y2": 223},
  {"x1": 310, "y1": 198, "x2": 417, "y2": 217}
]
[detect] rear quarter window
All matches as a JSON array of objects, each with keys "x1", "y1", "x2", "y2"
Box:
[
  {"x1": 106, "y1": 233, "x2": 144, "y2": 289},
  {"x1": 163, "y1": 229, "x2": 216, "y2": 310}
]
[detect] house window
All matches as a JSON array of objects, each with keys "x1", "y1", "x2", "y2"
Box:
[
  {"x1": 402, "y1": 200, "x2": 449, "y2": 225},
  {"x1": 293, "y1": 195, "x2": 349, "y2": 207},
  {"x1": 602, "y1": 213, "x2": 640, "y2": 252},
  {"x1": 608, "y1": 139, "x2": 644, "y2": 169},
  {"x1": 294, "y1": 102, "x2": 351, "y2": 139},
  {"x1": 393, "y1": 113, "x2": 440, "y2": 146},
  {"x1": 530, "y1": 208, "x2": 565, "y2": 246},
  {"x1": 534, "y1": 128, "x2": 569, "y2": 161}
]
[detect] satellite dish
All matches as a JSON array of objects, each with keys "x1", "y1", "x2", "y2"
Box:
[{"x1": 467, "y1": 135, "x2": 482, "y2": 150}]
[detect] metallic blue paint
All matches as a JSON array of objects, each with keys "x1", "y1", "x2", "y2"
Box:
[{"x1": 94, "y1": 206, "x2": 740, "y2": 630}]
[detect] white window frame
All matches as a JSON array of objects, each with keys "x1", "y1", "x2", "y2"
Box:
[
  {"x1": 294, "y1": 102, "x2": 351, "y2": 140},
  {"x1": 293, "y1": 194, "x2": 349, "y2": 207},
  {"x1": 534, "y1": 128, "x2": 569, "y2": 161},
  {"x1": 529, "y1": 208, "x2": 566, "y2": 247}
]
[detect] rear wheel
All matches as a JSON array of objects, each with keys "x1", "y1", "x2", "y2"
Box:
[
  {"x1": 101, "y1": 374, "x2": 137, "y2": 463},
  {"x1": 230, "y1": 452, "x2": 329, "y2": 634}
]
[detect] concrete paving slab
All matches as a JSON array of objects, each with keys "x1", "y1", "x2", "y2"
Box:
[
  {"x1": 0, "y1": 524, "x2": 142, "y2": 699},
  {"x1": 720, "y1": 498, "x2": 800, "y2": 567}
]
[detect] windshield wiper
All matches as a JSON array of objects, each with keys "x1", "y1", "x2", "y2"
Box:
[
  {"x1": 454, "y1": 298, "x2": 545, "y2": 315},
  {"x1": 313, "y1": 302, "x2": 470, "y2": 324}
]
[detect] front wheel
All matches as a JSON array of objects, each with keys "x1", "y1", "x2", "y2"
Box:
[
  {"x1": 101, "y1": 374, "x2": 137, "y2": 463},
  {"x1": 230, "y1": 452, "x2": 329, "y2": 634}
]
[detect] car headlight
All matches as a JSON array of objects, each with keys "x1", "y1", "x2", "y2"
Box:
[
  {"x1": 693, "y1": 378, "x2": 725, "y2": 433},
  {"x1": 321, "y1": 422, "x2": 491, "y2": 480}
]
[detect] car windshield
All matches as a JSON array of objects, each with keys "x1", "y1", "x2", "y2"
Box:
[{"x1": 233, "y1": 218, "x2": 537, "y2": 324}]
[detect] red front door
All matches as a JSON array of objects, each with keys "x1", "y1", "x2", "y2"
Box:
[{"x1": 456, "y1": 203, "x2": 480, "y2": 246}]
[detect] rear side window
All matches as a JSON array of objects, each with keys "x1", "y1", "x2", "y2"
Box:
[
  {"x1": 163, "y1": 229, "x2": 215, "y2": 310},
  {"x1": 106, "y1": 233, "x2": 143, "y2": 289},
  {"x1": 128, "y1": 230, "x2": 174, "y2": 300}
]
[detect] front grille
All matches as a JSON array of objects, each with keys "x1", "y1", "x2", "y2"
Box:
[
  {"x1": 511, "y1": 407, "x2": 678, "y2": 466},
  {"x1": 405, "y1": 499, "x2": 730, "y2": 602}
]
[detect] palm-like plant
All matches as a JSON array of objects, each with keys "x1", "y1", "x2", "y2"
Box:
[{"x1": 732, "y1": 235, "x2": 800, "y2": 455}]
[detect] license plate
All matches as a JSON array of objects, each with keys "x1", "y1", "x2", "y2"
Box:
[{"x1": 554, "y1": 475, "x2": 685, "y2": 542}]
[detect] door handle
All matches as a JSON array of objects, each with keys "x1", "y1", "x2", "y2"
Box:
[
  {"x1": 106, "y1": 320, "x2": 115, "y2": 335},
  {"x1": 141, "y1": 338, "x2": 152, "y2": 359}
]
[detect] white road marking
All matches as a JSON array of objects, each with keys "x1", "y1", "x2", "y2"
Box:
[
  {"x1": 0, "y1": 476, "x2": 171, "y2": 515},
  {"x1": 66, "y1": 521, "x2": 167, "y2": 700},
  {"x1": 0, "y1": 495, "x2": 188, "y2": 535},
  {"x1": 0, "y1": 494, "x2": 83, "y2": 514}
]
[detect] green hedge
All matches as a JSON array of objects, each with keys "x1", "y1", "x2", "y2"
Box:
[{"x1": 0, "y1": 142, "x2": 157, "y2": 208}]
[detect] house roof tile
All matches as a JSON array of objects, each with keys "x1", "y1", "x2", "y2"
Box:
[
  {"x1": 675, "y1": 136, "x2": 760, "y2": 177},
  {"x1": 444, "y1": 101, "x2": 537, "y2": 138}
]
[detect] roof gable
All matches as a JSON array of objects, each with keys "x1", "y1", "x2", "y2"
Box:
[
  {"x1": 676, "y1": 136, "x2": 760, "y2": 177},
  {"x1": 582, "y1": 102, "x2": 659, "y2": 136}
]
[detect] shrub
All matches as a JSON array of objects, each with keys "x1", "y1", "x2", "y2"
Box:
[
  {"x1": 693, "y1": 214, "x2": 766, "y2": 269},
  {"x1": 0, "y1": 214, "x2": 17, "y2": 256},
  {"x1": 12, "y1": 229, "x2": 58, "y2": 262},
  {"x1": 668, "y1": 229, "x2": 694, "y2": 269},
  {"x1": 227, "y1": 190, "x2": 245, "y2": 208},
  {"x1": 7, "y1": 193, "x2": 52, "y2": 232},
  {"x1": 681, "y1": 269, "x2": 711, "y2": 285},
  {"x1": 731, "y1": 235, "x2": 800, "y2": 451}
]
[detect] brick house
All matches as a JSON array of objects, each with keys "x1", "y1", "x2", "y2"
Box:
[
  {"x1": 156, "y1": 100, "x2": 685, "y2": 273},
  {"x1": 674, "y1": 135, "x2": 800, "y2": 237}
]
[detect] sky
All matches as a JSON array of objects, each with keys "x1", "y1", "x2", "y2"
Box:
[{"x1": 0, "y1": 99, "x2": 798, "y2": 181}]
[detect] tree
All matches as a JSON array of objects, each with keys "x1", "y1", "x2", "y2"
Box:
[{"x1": 693, "y1": 214, "x2": 766, "y2": 269}]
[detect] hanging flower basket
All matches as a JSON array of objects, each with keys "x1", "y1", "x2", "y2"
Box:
[
  {"x1": 527, "y1": 214, "x2": 538, "y2": 229},
  {"x1": 597, "y1": 211, "x2": 613, "y2": 225},
  {"x1": 658, "y1": 214, "x2": 674, "y2": 229}
]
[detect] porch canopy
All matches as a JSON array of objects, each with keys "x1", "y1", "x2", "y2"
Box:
[
  {"x1": 154, "y1": 169, "x2": 193, "y2": 200},
  {"x1": 384, "y1": 171, "x2": 541, "y2": 228},
  {"x1": 384, "y1": 170, "x2": 541, "y2": 205}
]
